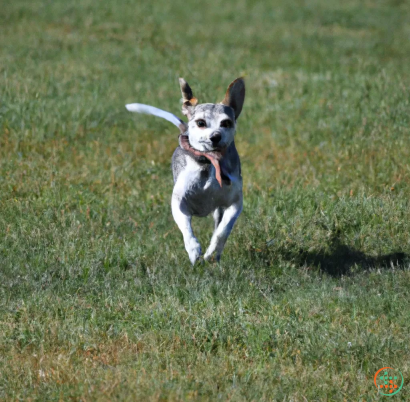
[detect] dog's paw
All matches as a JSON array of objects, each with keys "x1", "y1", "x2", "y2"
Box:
[
  {"x1": 186, "y1": 239, "x2": 202, "y2": 265},
  {"x1": 204, "y1": 248, "x2": 221, "y2": 262}
]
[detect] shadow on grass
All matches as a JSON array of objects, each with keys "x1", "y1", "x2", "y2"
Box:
[{"x1": 261, "y1": 235, "x2": 409, "y2": 277}]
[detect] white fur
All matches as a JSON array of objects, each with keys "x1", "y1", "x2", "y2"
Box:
[
  {"x1": 187, "y1": 111, "x2": 236, "y2": 152},
  {"x1": 171, "y1": 197, "x2": 202, "y2": 264},
  {"x1": 171, "y1": 158, "x2": 203, "y2": 263},
  {"x1": 171, "y1": 153, "x2": 242, "y2": 263},
  {"x1": 125, "y1": 103, "x2": 183, "y2": 128},
  {"x1": 203, "y1": 200, "x2": 242, "y2": 260}
]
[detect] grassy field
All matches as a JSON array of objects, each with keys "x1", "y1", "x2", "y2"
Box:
[{"x1": 1, "y1": 0, "x2": 410, "y2": 400}]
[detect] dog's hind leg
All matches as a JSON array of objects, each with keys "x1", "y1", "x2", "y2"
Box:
[
  {"x1": 171, "y1": 196, "x2": 202, "y2": 265},
  {"x1": 204, "y1": 200, "x2": 243, "y2": 262},
  {"x1": 213, "y1": 207, "x2": 224, "y2": 231}
]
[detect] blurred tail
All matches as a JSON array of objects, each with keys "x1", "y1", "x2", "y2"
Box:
[{"x1": 126, "y1": 103, "x2": 187, "y2": 133}]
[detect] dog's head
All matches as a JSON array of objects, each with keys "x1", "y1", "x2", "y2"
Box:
[{"x1": 179, "y1": 78, "x2": 245, "y2": 152}]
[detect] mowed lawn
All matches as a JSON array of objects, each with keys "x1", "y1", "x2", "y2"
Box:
[{"x1": 1, "y1": 0, "x2": 410, "y2": 400}]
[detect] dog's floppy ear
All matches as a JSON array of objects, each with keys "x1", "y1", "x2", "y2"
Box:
[
  {"x1": 179, "y1": 78, "x2": 197, "y2": 119},
  {"x1": 221, "y1": 77, "x2": 245, "y2": 120}
]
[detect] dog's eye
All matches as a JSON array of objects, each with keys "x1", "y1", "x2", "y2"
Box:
[
  {"x1": 220, "y1": 120, "x2": 233, "y2": 128},
  {"x1": 196, "y1": 119, "x2": 207, "y2": 128}
]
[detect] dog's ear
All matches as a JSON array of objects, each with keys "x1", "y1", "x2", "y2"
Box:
[
  {"x1": 221, "y1": 77, "x2": 245, "y2": 120},
  {"x1": 179, "y1": 78, "x2": 197, "y2": 119}
]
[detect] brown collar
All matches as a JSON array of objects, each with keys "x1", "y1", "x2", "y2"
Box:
[{"x1": 179, "y1": 134, "x2": 228, "y2": 187}]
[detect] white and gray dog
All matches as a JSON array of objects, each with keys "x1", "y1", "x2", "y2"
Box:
[{"x1": 126, "y1": 77, "x2": 245, "y2": 264}]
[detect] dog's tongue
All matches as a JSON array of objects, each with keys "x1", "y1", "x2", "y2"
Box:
[
  {"x1": 179, "y1": 135, "x2": 225, "y2": 187},
  {"x1": 203, "y1": 154, "x2": 223, "y2": 187}
]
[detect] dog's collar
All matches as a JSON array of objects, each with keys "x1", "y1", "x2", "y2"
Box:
[{"x1": 179, "y1": 134, "x2": 229, "y2": 187}]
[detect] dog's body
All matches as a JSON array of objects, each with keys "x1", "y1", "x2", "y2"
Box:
[
  {"x1": 126, "y1": 78, "x2": 245, "y2": 264},
  {"x1": 171, "y1": 137, "x2": 243, "y2": 263},
  {"x1": 172, "y1": 140, "x2": 241, "y2": 217}
]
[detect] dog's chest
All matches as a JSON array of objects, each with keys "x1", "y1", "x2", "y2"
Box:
[{"x1": 172, "y1": 151, "x2": 242, "y2": 217}]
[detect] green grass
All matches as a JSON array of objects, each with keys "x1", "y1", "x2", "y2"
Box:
[{"x1": 1, "y1": 0, "x2": 410, "y2": 400}]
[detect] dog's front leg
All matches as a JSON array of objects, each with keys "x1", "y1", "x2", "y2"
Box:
[
  {"x1": 204, "y1": 199, "x2": 243, "y2": 262},
  {"x1": 171, "y1": 196, "x2": 202, "y2": 265}
]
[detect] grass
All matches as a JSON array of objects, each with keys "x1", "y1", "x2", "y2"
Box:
[{"x1": 1, "y1": 0, "x2": 410, "y2": 400}]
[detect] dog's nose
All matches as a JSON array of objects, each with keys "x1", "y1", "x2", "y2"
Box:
[{"x1": 210, "y1": 132, "x2": 222, "y2": 145}]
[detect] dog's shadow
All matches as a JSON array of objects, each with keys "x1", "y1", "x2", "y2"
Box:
[{"x1": 262, "y1": 236, "x2": 409, "y2": 277}]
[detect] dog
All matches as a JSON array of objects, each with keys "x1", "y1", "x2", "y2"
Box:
[{"x1": 126, "y1": 77, "x2": 245, "y2": 264}]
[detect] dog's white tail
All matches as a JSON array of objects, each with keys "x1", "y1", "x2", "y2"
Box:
[{"x1": 126, "y1": 103, "x2": 186, "y2": 131}]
